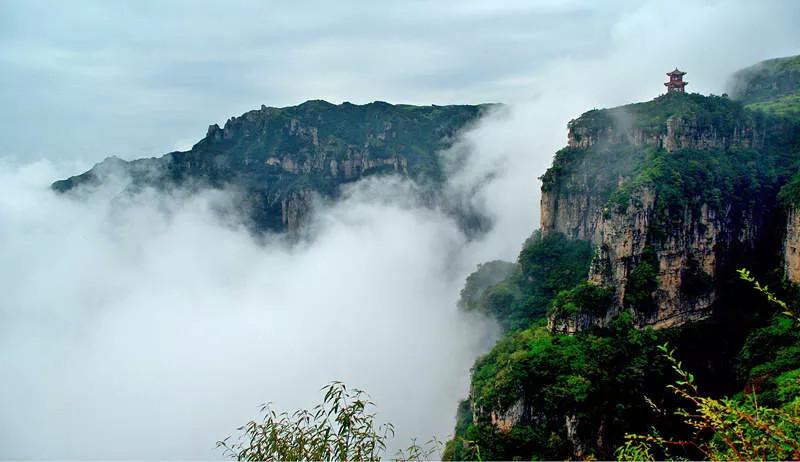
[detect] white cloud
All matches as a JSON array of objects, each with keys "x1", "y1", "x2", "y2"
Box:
[{"x1": 0, "y1": 161, "x2": 502, "y2": 459}]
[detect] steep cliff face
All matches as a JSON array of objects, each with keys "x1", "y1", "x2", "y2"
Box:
[
  {"x1": 53, "y1": 100, "x2": 491, "y2": 232},
  {"x1": 541, "y1": 92, "x2": 773, "y2": 245},
  {"x1": 541, "y1": 92, "x2": 797, "y2": 332},
  {"x1": 567, "y1": 189, "x2": 762, "y2": 332},
  {"x1": 783, "y1": 208, "x2": 800, "y2": 283}
]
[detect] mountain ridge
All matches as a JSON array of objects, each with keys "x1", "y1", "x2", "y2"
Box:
[{"x1": 53, "y1": 100, "x2": 496, "y2": 232}]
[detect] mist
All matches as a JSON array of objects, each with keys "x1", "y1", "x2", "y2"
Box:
[
  {"x1": 1, "y1": 0, "x2": 799, "y2": 459},
  {"x1": 0, "y1": 159, "x2": 507, "y2": 458}
]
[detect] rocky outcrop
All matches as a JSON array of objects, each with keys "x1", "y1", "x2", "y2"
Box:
[
  {"x1": 540, "y1": 176, "x2": 610, "y2": 243},
  {"x1": 489, "y1": 398, "x2": 526, "y2": 433},
  {"x1": 542, "y1": 93, "x2": 786, "y2": 333},
  {"x1": 728, "y1": 54, "x2": 800, "y2": 107},
  {"x1": 264, "y1": 152, "x2": 408, "y2": 178},
  {"x1": 281, "y1": 188, "x2": 317, "y2": 232},
  {"x1": 465, "y1": 59, "x2": 800, "y2": 460},
  {"x1": 783, "y1": 208, "x2": 800, "y2": 283},
  {"x1": 565, "y1": 414, "x2": 587, "y2": 459},
  {"x1": 481, "y1": 395, "x2": 601, "y2": 459},
  {"x1": 566, "y1": 111, "x2": 767, "y2": 153},
  {"x1": 565, "y1": 90, "x2": 771, "y2": 155},
  {"x1": 550, "y1": 193, "x2": 752, "y2": 333}
]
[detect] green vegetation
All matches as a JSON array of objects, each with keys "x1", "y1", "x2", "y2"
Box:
[
  {"x1": 218, "y1": 382, "x2": 394, "y2": 461},
  {"x1": 542, "y1": 91, "x2": 800, "y2": 237},
  {"x1": 617, "y1": 343, "x2": 800, "y2": 461},
  {"x1": 458, "y1": 261, "x2": 515, "y2": 311},
  {"x1": 618, "y1": 93, "x2": 746, "y2": 131},
  {"x1": 191, "y1": 100, "x2": 489, "y2": 183},
  {"x1": 447, "y1": 267, "x2": 800, "y2": 460},
  {"x1": 549, "y1": 281, "x2": 613, "y2": 318},
  {"x1": 607, "y1": 144, "x2": 790, "y2": 241},
  {"x1": 540, "y1": 144, "x2": 651, "y2": 201},
  {"x1": 730, "y1": 55, "x2": 800, "y2": 120},
  {"x1": 616, "y1": 271, "x2": 800, "y2": 461},
  {"x1": 218, "y1": 382, "x2": 442, "y2": 461},
  {"x1": 216, "y1": 262, "x2": 800, "y2": 462},
  {"x1": 735, "y1": 269, "x2": 800, "y2": 407},
  {"x1": 53, "y1": 101, "x2": 490, "y2": 232},
  {"x1": 459, "y1": 231, "x2": 593, "y2": 331},
  {"x1": 731, "y1": 56, "x2": 800, "y2": 215},
  {"x1": 736, "y1": 314, "x2": 800, "y2": 406},
  {"x1": 568, "y1": 92, "x2": 762, "y2": 142},
  {"x1": 747, "y1": 90, "x2": 800, "y2": 120},
  {"x1": 448, "y1": 314, "x2": 670, "y2": 460},
  {"x1": 624, "y1": 246, "x2": 659, "y2": 312},
  {"x1": 778, "y1": 172, "x2": 800, "y2": 207}
]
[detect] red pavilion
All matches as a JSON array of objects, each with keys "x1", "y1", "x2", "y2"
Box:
[{"x1": 665, "y1": 68, "x2": 688, "y2": 93}]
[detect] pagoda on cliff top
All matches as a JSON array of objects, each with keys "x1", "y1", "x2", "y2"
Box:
[{"x1": 665, "y1": 68, "x2": 688, "y2": 93}]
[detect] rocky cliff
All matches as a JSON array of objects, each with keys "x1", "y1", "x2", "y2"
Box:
[
  {"x1": 541, "y1": 92, "x2": 799, "y2": 333},
  {"x1": 446, "y1": 56, "x2": 800, "y2": 462},
  {"x1": 53, "y1": 100, "x2": 491, "y2": 232},
  {"x1": 783, "y1": 208, "x2": 800, "y2": 283},
  {"x1": 541, "y1": 93, "x2": 774, "y2": 242}
]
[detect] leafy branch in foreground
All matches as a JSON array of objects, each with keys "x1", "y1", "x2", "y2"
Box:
[
  {"x1": 737, "y1": 268, "x2": 800, "y2": 324},
  {"x1": 218, "y1": 381, "x2": 443, "y2": 461},
  {"x1": 617, "y1": 343, "x2": 800, "y2": 461},
  {"x1": 395, "y1": 437, "x2": 445, "y2": 462},
  {"x1": 616, "y1": 270, "x2": 800, "y2": 461}
]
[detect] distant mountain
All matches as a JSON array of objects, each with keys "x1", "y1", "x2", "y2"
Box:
[
  {"x1": 729, "y1": 54, "x2": 800, "y2": 120},
  {"x1": 53, "y1": 100, "x2": 492, "y2": 232}
]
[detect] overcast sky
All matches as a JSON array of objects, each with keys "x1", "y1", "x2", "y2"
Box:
[{"x1": 1, "y1": 0, "x2": 798, "y2": 167}]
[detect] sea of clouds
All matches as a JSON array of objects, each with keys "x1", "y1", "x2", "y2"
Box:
[
  {"x1": 0, "y1": 102, "x2": 550, "y2": 458},
  {"x1": 1, "y1": 0, "x2": 797, "y2": 458}
]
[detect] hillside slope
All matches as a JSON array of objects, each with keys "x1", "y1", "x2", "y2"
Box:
[{"x1": 729, "y1": 54, "x2": 800, "y2": 120}]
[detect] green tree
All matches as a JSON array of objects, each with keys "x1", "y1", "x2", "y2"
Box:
[
  {"x1": 616, "y1": 344, "x2": 800, "y2": 461},
  {"x1": 218, "y1": 382, "x2": 442, "y2": 461},
  {"x1": 461, "y1": 231, "x2": 593, "y2": 330},
  {"x1": 616, "y1": 269, "x2": 800, "y2": 461}
]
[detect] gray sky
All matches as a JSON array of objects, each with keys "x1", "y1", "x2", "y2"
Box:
[{"x1": 2, "y1": 0, "x2": 798, "y2": 167}]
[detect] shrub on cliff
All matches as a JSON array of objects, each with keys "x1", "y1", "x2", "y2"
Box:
[
  {"x1": 616, "y1": 270, "x2": 800, "y2": 461},
  {"x1": 460, "y1": 231, "x2": 593, "y2": 330},
  {"x1": 451, "y1": 314, "x2": 669, "y2": 460}
]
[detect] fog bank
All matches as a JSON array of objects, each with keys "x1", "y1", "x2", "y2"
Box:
[{"x1": 0, "y1": 159, "x2": 508, "y2": 459}]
